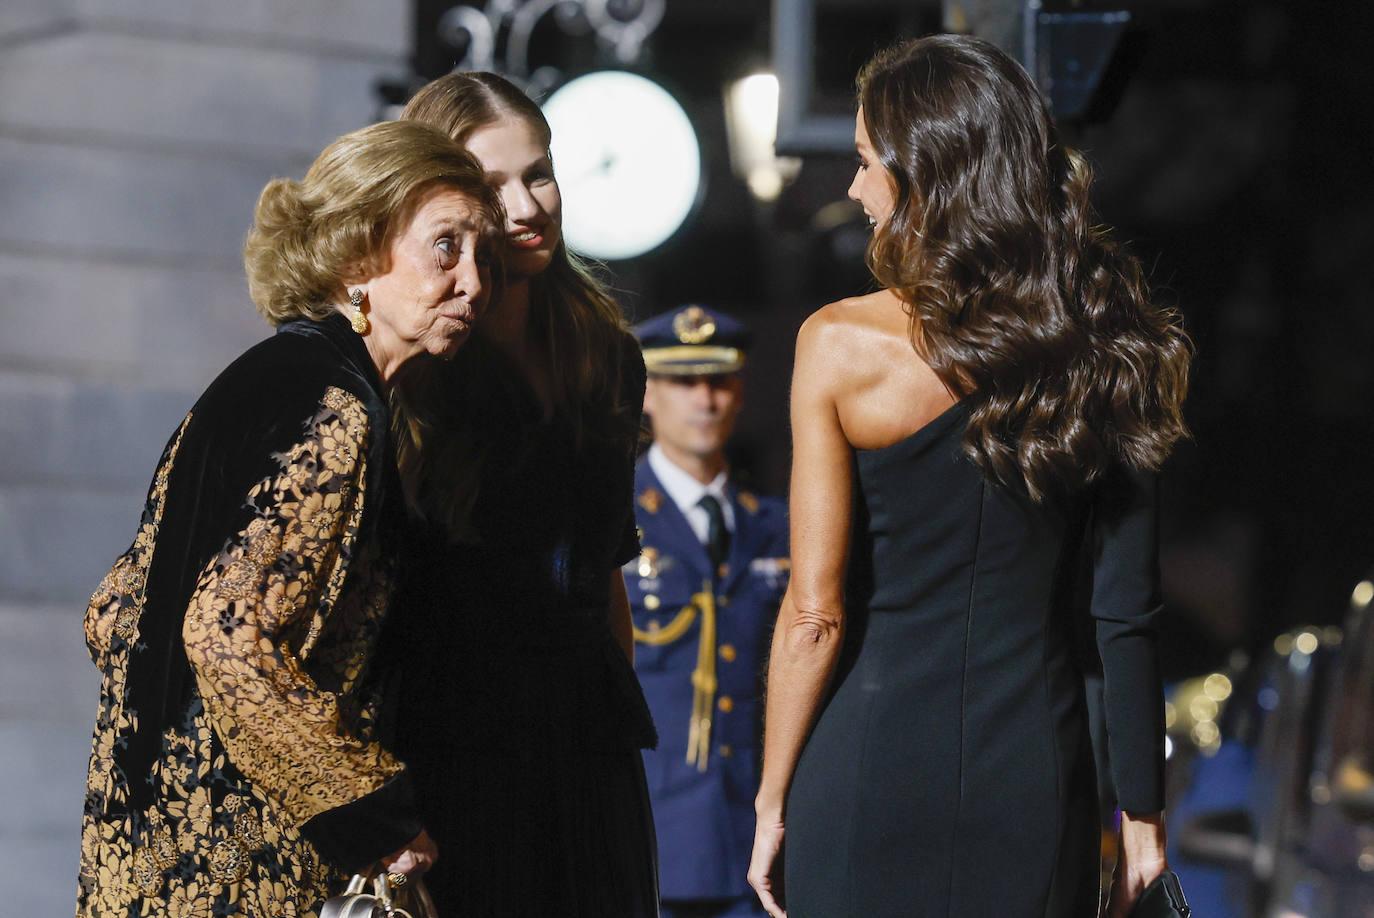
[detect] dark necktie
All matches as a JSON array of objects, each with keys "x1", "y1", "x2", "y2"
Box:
[{"x1": 698, "y1": 494, "x2": 731, "y2": 571}]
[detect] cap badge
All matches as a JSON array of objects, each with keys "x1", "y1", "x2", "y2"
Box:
[{"x1": 673, "y1": 306, "x2": 716, "y2": 345}]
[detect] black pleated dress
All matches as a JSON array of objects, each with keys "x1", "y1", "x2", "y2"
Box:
[
  {"x1": 387, "y1": 335, "x2": 660, "y2": 917},
  {"x1": 783, "y1": 401, "x2": 1165, "y2": 917}
]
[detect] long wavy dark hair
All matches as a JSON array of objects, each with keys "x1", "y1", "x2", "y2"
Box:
[
  {"x1": 392, "y1": 72, "x2": 637, "y2": 529},
  {"x1": 860, "y1": 35, "x2": 1191, "y2": 500}
]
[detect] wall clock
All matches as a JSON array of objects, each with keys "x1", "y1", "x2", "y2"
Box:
[{"x1": 542, "y1": 70, "x2": 702, "y2": 261}]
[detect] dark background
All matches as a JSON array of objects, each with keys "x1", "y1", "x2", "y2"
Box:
[{"x1": 408, "y1": 0, "x2": 1374, "y2": 678}]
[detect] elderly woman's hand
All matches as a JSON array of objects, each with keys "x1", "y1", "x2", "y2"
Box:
[{"x1": 381, "y1": 829, "x2": 438, "y2": 876}]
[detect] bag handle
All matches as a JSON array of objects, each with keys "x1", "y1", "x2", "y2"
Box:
[{"x1": 321, "y1": 869, "x2": 419, "y2": 918}]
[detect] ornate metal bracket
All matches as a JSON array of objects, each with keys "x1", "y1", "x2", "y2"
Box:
[{"x1": 437, "y1": 0, "x2": 666, "y2": 97}]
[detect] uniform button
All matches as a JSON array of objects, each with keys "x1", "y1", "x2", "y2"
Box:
[
  {"x1": 719, "y1": 644, "x2": 737, "y2": 662},
  {"x1": 718, "y1": 695, "x2": 734, "y2": 713},
  {"x1": 644, "y1": 594, "x2": 660, "y2": 610},
  {"x1": 647, "y1": 619, "x2": 660, "y2": 632},
  {"x1": 718, "y1": 596, "x2": 730, "y2": 607},
  {"x1": 718, "y1": 744, "x2": 733, "y2": 758}
]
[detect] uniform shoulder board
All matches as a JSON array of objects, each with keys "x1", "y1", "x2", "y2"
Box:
[{"x1": 738, "y1": 491, "x2": 760, "y2": 514}]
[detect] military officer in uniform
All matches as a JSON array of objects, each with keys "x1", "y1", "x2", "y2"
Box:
[{"x1": 627, "y1": 305, "x2": 790, "y2": 918}]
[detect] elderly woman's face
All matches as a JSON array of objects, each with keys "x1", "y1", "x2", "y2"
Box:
[
  {"x1": 464, "y1": 119, "x2": 562, "y2": 279},
  {"x1": 365, "y1": 187, "x2": 491, "y2": 361}
]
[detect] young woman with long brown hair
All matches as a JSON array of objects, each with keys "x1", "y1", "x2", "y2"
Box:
[
  {"x1": 382, "y1": 72, "x2": 659, "y2": 917},
  {"x1": 748, "y1": 36, "x2": 1191, "y2": 917}
]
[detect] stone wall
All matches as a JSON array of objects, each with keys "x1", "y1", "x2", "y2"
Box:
[
  {"x1": 0, "y1": 0, "x2": 411, "y2": 605},
  {"x1": 0, "y1": 4, "x2": 410, "y2": 912}
]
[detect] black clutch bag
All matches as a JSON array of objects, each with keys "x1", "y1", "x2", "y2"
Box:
[{"x1": 1129, "y1": 869, "x2": 1190, "y2": 918}]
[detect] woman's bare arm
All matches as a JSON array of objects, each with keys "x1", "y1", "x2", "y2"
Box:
[
  {"x1": 750, "y1": 311, "x2": 856, "y2": 916},
  {"x1": 756, "y1": 312, "x2": 855, "y2": 817}
]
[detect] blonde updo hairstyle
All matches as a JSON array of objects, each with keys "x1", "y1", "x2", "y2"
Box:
[{"x1": 244, "y1": 119, "x2": 502, "y2": 325}]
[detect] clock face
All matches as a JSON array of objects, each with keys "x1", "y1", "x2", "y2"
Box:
[{"x1": 542, "y1": 71, "x2": 701, "y2": 261}]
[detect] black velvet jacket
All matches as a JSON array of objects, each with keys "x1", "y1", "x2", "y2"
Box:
[{"x1": 78, "y1": 314, "x2": 420, "y2": 917}]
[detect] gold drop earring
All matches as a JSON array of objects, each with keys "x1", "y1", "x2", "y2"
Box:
[{"x1": 348, "y1": 287, "x2": 369, "y2": 334}]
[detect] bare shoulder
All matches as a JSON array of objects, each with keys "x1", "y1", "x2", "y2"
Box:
[
  {"x1": 797, "y1": 291, "x2": 954, "y2": 448},
  {"x1": 796, "y1": 290, "x2": 909, "y2": 377}
]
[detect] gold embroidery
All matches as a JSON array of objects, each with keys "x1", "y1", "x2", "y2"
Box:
[
  {"x1": 113, "y1": 605, "x2": 137, "y2": 639},
  {"x1": 132, "y1": 847, "x2": 164, "y2": 897},
  {"x1": 150, "y1": 823, "x2": 177, "y2": 870},
  {"x1": 84, "y1": 413, "x2": 192, "y2": 664},
  {"x1": 78, "y1": 387, "x2": 392, "y2": 916},
  {"x1": 183, "y1": 386, "x2": 401, "y2": 830},
  {"x1": 673, "y1": 305, "x2": 717, "y2": 344},
  {"x1": 208, "y1": 836, "x2": 250, "y2": 885},
  {"x1": 235, "y1": 809, "x2": 265, "y2": 850}
]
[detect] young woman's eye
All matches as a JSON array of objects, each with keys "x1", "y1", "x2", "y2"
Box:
[{"x1": 856, "y1": 157, "x2": 869, "y2": 172}]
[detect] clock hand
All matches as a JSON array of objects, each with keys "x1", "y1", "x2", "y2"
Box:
[{"x1": 572, "y1": 151, "x2": 618, "y2": 182}]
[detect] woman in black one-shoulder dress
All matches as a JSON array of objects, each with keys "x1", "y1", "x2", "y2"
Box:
[{"x1": 748, "y1": 36, "x2": 1192, "y2": 918}]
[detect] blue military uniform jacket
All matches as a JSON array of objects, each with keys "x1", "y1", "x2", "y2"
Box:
[{"x1": 626, "y1": 457, "x2": 789, "y2": 902}]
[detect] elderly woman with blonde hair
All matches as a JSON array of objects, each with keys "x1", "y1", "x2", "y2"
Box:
[{"x1": 77, "y1": 120, "x2": 501, "y2": 917}]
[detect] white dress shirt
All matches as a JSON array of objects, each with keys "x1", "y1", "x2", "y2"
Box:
[{"x1": 647, "y1": 444, "x2": 735, "y2": 545}]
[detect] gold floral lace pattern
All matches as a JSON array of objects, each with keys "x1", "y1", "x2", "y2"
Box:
[
  {"x1": 78, "y1": 387, "x2": 397, "y2": 917},
  {"x1": 81, "y1": 413, "x2": 193, "y2": 836},
  {"x1": 85, "y1": 412, "x2": 192, "y2": 666},
  {"x1": 182, "y1": 385, "x2": 402, "y2": 828},
  {"x1": 81, "y1": 713, "x2": 339, "y2": 916}
]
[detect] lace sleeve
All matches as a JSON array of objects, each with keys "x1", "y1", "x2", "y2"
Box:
[
  {"x1": 85, "y1": 416, "x2": 193, "y2": 668},
  {"x1": 181, "y1": 387, "x2": 407, "y2": 830}
]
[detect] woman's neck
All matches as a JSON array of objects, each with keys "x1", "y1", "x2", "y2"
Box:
[{"x1": 356, "y1": 314, "x2": 412, "y2": 390}]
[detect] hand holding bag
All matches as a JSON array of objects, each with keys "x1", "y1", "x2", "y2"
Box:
[
  {"x1": 1127, "y1": 869, "x2": 1190, "y2": 918},
  {"x1": 320, "y1": 870, "x2": 438, "y2": 918}
]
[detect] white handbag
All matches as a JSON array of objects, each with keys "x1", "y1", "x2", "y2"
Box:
[{"x1": 319, "y1": 871, "x2": 438, "y2": 918}]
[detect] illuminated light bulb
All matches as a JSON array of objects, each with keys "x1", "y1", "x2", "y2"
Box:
[
  {"x1": 747, "y1": 168, "x2": 784, "y2": 202},
  {"x1": 1189, "y1": 696, "x2": 1219, "y2": 723},
  {"x1": 734, "y1": 74, "x2": 781, "y2": 139},
  {"x1": 1203, "y1": 673, "x2": 1233, "y2": 702},
  {"x1": 1354, "y1": 580, "x2": 1374, "y2": 609},
  {"x1": 1192, "y1": 721, "x2": 1220, "y2": 747},
  {"x1": 724, "y1": 72, "x2": 801, "y2": 203}
]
